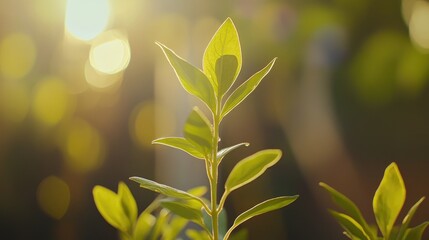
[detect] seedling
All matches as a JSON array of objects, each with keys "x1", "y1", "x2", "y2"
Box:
[
  {"x1": 129, "y1": 18, "x2": 298, "y2": 240},
  {"x1": 320, "y1": 162, "x2": 428, "y2": 240}
]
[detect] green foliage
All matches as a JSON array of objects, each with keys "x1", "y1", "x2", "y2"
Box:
[
  {"x1": 128, "y1": 17, "x2": 298, "y2": 240},
  {"x1": 93, "y1": 183, "x2": 208, "y2": 240},
  {"x1": 320, "y1": 162, "x2": 429, "y2": 240}
]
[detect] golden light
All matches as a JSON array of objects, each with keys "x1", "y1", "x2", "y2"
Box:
[
  {"x1": 33, "y1": 76, "x2": 71, "y2": 126},
  {"x1": 84, "y1": 61, "x2": 123, "y2": 90},
  {"x1": 0, "y1": 33, "x2": 36, "y2": 80},
  {"x1": 63, "y1": 118, "x2": 106, "y2": 173},
  {"x1": 65, "y1": 0, "x2": 110, "y2": 41},
  {"x1": 0, "y1": 82, "x2": 30, "y2": 123},
  {"x1": 409, "y1": 1, "x2": 429, "y2": 50},
  {"x1": 37, "y1": 176, "x2": 70, "y2": 220},
  {"x1": 89, "y1": 31, "x2": 131, "y2": 75}
]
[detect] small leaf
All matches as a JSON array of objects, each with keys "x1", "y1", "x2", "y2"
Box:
[
  {"x1": 319, "y1": 182, "x2": 374, "y2": 238},
  {"x1": 187, "y1": 186, "x2": 208, "y2": 197},
  {"x1": 133, "y1": 212, "x2": 156, "y2": 240},
  {"x1": 373, "y1": 162, "x2": 406, "y2": 238},
  {"x1": 404, "y1": 222, "x2": 429, "y2": 240},
  {"x1": 203, "y1": 18, "x2": 242, "y2": 94},
  {"x1": 224, "y1": 196, "x2": 298, "y2": 240},
  {"x1": 153, "y1": 137, "x2": 205, "y2": 159},
  {"x1": 163, "y1": 216, "x2": 188, "y2": 240},
  {"x1": 221, "y1": 58, "x2": 276, "y2": 119},
  {"x1": 157, "y1": 42, "x2": 216, "y2": 112},
  {"x1": 184, "y1": 107, "x2": 213, "y2": 156},
  {"x1": 397, "y1": 197, "x2": 425, "y2": 240},
  {"x1": 217, "y1": 142, "x2": 249, "y2": 162},
  {"x1": 329, "y1": 210, "x2": 371, "y2": 240},
  {"x1": 129, "y1": 177, "x2": 205, "y2": 206},
  {"x1": 151, "y1": 209, "x2": 169, "y2": 240},
  {"x1": 224, "y1": 149, "x2": 282, "y2": 196},
  {"x1": 161, "y1": 200, "x2": 204, "y2": 225},
  {"x1": 118, "y1": 182, "x2": 138, "y2": 225},
  {"x1": 93, "y1": 185, "x2": 130, "y2": 232}
]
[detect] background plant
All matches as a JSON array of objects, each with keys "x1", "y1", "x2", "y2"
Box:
[
  {"x1": 320, "y1": 162, "x2": 428, "y2": 240},
  {"x1": 129, "y1": 18, "x2": 298, "y2": 240}
]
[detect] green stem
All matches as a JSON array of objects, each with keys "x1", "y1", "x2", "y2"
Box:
[{"x1": 210, "y1": 101, "x2": 222, "y2": 240}]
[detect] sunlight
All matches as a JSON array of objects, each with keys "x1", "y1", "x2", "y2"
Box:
[
  {"x1": 409, "y1": 0, "x2": 429, "y2": 50},
  {"x1": 65, "y1": 0, "x2": 110, "y2": 41}
]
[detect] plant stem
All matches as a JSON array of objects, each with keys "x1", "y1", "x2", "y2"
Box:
[{"x1": 210, "y1": 103, "x2": 221, "y2": 240}]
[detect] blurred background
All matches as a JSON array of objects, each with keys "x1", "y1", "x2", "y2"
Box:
[{"x1": 1, "y1": 0, "x2": 429, "y2": 239}]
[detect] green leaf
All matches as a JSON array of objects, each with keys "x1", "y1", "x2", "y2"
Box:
[
  {"x1": 203, "y1": 18, "x2": 242, "y2": 96},
  {"x1": 162, "y1": 216, "x2": 188, "y2": 240},
  {"x1": 229, "y1": 229, "x2": 249, "y2": 240},
  {"x1": 224, "y1": 149, "x2": 282, "y2": 196},
  {"x1": 187, "y1": 186, "x2": 208, "y2": 197},
  {"x1": 186, "y1": 229, "x2": 212, "y2": 240},
  {"x1": 93, "y1": 185, "x2": 131, "y2": 232},
  {"x1": 319, "y1": 182, "x2": 374, "y2": 238},
  {"x1": 133, "y1": 212, "x2": 156, "y2": 240},
  {"x1": 184, "y1": 107, "x2": 213, "y2": 156},
  {"x1": 221, "y1": 58, "x2": 276, "y2": 119},
  {"x1": 216, "y1": 55, "x2": 239, "y2": 97},
  {"x1": 129, "y1": 177, "x2": 206, "y2": 207},
  {"x1": 373, "y1": 162, "x2": 406, "y2": 238},
  {"x1": 397, "y1": 197, "x2": 425, "y2": 240},
  {"x1": 157, "y1": 42, "x2": 216, "y2": 112},
  {"x1": 404, "y1": 222, "x2": 429, "y2": 240},
  {"x1": 150, "y1": 209, "x2": 169, "y2": 240},
  {"x1": 329, "y1": 210, "x2": 371, "y2": 240},
  {"x1": 161, "y1": 200, "x2": 204, "y2": 225},
  {"x1": 118, "y1": 182, "x2": 138, "y2": 225},
  {"x1": 152, "y1": 137, "x2": 205, "y2": 159},
  {"x1": 217, "y1": 142, "x2": 249, "y2": 162},
  {"x1": 224, "y1": 196, "x2": 298, "y2": 240}
]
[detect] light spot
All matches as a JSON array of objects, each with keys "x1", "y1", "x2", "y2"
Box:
[
  {"x1": 409, "y1": 1, "x2": 429, "y2": 50},
  {"x1": 65, "y1": 0, "x2": 110, "y2": 41},
  {"x1": 0, "y1": 33, "x2": 36, "y2": 80},
  {"x1": 0, "y1": 82, "x2": 30, "y2": 123},
  {"x1": 85, "y1": 61, "x2": 123, "y2": 90},
  {"x1": 37, "y1": 176, "x2": 70, "y2": 220},
  {"x1": 33, "y1": 77, "x2": 71, "y2": 126},
  {"x1": 89, "y1": 30, "x2": 131, "y2": 75},
  {"x1": 63, "y1": 118, "x2": 105, "y2": 173}
]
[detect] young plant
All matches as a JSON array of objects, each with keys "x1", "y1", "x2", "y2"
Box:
[
  {"x1": 93, "y1": 182, "x2": 208, "y2": 240},
  {"x1": 320, "y1": 162, "x2": 429, "y2": 240},
  {"x1": 130, "y1": 18, "x2": 298, "y2": 240}
]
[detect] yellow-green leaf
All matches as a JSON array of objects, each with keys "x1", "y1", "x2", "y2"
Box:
[
  {"x1": 404, "y1": 222, "x2": 429, "y2": 240},
  {"x1": 157, "y1": 42, "x2": 216, "y2": 112},
  {"x1": 397, "y1": 197, "x2": 426, "y2": 240},
  {"x1": 118, "y1": 182, "x2": 138, "y2": 226},
  {"x1": 224, "y1": 149, "x2": 282, "y2": 196},
  {"x1": 133, "y1": 212, "x2": 155, "y2": 240},
  {"x1": 329, "y1": 210, "x2": 371, "y2": 240},
  {"x1": 203, "y1": 18, "x2": 242, "y2": 96},
  {"x1": 221, "y1": 58, "x2": 276, "y2": 119},
  {"x1": 373, "y1": 162, "x2": 406, "y2": 238},
  {"x1": 160, "y1": 200, "x2": 204, "y2": 225},
  {"x1": 153, "y1": 137, "x2": 205, "y2": 159},
  {"x1": 184, "y1": 107, "x2": 213, "y2": 156},
  {"x1": 93, "y1": 185, "x2": 131, "y2": 232},
  {"x1": 224, "y1": 196, "x2": 298, "y2": 240},
  {"x1": 217, "y1": 142, "x2": 249, "y2": 162}
]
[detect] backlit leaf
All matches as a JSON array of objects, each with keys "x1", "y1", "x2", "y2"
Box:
[
  {"x1": 129, "y1": 177, "x2": 205, "y2": 206},
  {"x1": 184, "y1": 107, "x2": 213, "y2": 156},
  {"x1": 373, "y1": 162, "x2": 406, "y2": 238},
  {"x1": 118, "y1": 182, "x2": 138, "y2": 225},
  {"x1": 319, "y1": 182, "x2": 374, "y2": 238},
  {"x1": 133, "y1": 212, "x2": 155, "y2": 240},
  {"x1": 162, "y1": 216, "x2": 188, "y2": 240},
  {"x1": 203, "y1": 18, "x2": 242, "y2": 95},
  {"x1": 397, "y1": 197, "x2": 426, "y2": 240},
  {"x1": 153, "y1": 137, "x2": 205, "y2": 159},
  {"x1": 224, "y1": 149, "x2": 282, "y2": 195},
  {"x1": 157, "y1": 42, "x2": 216, "y2": 112},
  {"x1": 329, "y1": 210, "x2": 370, "y2": 240},
  {"x1": 93, "y1": 185, "x2": 130, "y2": 232},
  {"x1": 217, "y1": 142, "x2": 249, "y2": 162},
  {"x1": 160, "y1": 200, "x2": 204, "y2": 225},
  {"x1": 221, "y1": 58, "x2": 276, "y2": 119},
  {"x1": 224, "y1": 196, "x2": 298, "y2": 240}
]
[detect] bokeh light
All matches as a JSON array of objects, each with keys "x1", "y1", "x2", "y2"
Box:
[
  {"x1": 63, "y1": 118, "x2": 106, "y2": 173},
  {"x1": 0, "y1": 82, "x2": 30, "y2": 123},
  {"x1": 33, "y1": 76, "x2": 72, "y2": 126},
  {"x1": 89, "y1": 30, "x2": 131, "y2": 75},
  {"x1": 65, "y1": 0, "x2": 110, "y2": 41},
  {"x1": 0, "y1": 33, "x2": 36, "y2": 80},
  {"x1": 84, "y1": 61, "x2": 123, "y2": 90},
  {"x1": 36, "y1": 176, "x2": 70, "y2": 220},
  {"x1": 409, "y1": 0, "x2": 429, "y2": 50}
]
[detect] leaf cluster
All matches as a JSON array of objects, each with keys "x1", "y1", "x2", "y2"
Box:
[{"x1": 320, "y1": 162, "x2": 428, "y2": 240}]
